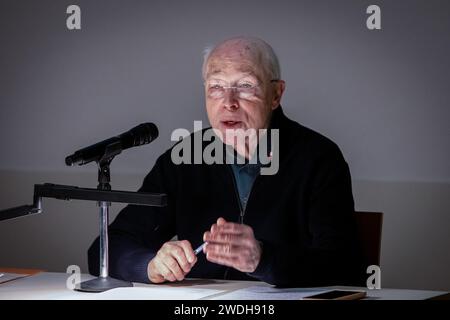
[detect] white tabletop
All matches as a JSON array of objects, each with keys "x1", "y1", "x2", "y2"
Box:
[{"x1": 0, "y1": 272, "x2": 446, "y2": 300}]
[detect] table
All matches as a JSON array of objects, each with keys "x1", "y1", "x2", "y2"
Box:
[{"x1": 0, "y1": 272, "x2": 447, "y2": 300}]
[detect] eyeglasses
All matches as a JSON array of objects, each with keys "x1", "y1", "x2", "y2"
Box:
[{"x1": 205, "y1": 79, "x2": 279, "y2": 100}]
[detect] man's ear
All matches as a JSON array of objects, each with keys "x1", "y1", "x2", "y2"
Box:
[{"x1": 271, "y1": 80, "x2": 286, "y2": 109}]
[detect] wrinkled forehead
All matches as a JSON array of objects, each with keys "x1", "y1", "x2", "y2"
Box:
[{"x1": 205, "y1": 45, "x2": 266, "y2": 82}]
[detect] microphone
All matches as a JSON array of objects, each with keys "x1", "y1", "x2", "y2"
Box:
[{"x1": 65, "y1": 123, "x2": 158, "y2": 166}]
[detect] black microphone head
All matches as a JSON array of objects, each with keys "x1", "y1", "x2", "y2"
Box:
[
  {"x1": 65, "y1": 123, "x2": 159, "y2": 166},
  {"x1": 65, "y1": 155, "x2": 75, "y2": 166},
  {"x1": 121, "y1": 122, "x2": 159, "y2": 148}
]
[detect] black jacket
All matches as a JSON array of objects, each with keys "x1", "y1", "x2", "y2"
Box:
[{"x1": 88, "y1": 107, "x2": 365, "y2": 287}]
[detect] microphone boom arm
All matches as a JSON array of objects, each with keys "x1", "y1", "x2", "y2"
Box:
[{"x1": 0, "y1": 183, "x2": 167, "y2": 222}]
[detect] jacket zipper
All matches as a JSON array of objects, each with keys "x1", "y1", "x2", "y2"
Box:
[
  {"x1": 224, "y1": 165, "x2": 260, "y2": 280},
  {"x1": 226, "y1": 165, "x2": 245, "y2": 224},
  {"x1": 223, "y1": 165, "x2": 244, "y2": 280},
  {"x1": 226, "y1": 165, "x2": 261, "y2": 224}
]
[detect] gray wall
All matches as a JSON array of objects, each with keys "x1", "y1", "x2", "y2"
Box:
[{"x1": 1, "y1": 0, "x2": 449, "y2": 290}]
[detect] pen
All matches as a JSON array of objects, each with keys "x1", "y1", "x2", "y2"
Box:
[{"x1": 194, "y1": 242, "x2": 207, "y2": 255}]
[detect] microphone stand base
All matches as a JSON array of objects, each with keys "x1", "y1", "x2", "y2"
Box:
[{"x1": 75, "y1": 276, "x2": 133, "y2": 293}]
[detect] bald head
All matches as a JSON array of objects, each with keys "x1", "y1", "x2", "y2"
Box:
[{"x1": 202, "y1": 37, "x2": 281, "y2": 82}]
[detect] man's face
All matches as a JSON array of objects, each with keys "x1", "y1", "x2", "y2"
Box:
[{"x1": 204, "y1": 46, "x2": 282, "y2": 144}]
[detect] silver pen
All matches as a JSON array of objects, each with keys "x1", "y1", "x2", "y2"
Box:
[{"x1": 194, "y1": 242, "x2": 207, "y2": 255}]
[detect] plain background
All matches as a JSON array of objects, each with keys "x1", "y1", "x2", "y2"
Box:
[{"x1": 0, "y1": 0, "x2": 449, "y2": 290}]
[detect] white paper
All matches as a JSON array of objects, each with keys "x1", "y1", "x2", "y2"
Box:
[
  {"x1": 0, "y1": 273, "x2": 29, "y2": 284},
  {"x1": 90, "y1": 286, "x2": 224, "y2": 300},
  {"x1": 211, "y1": 285, "x2": 329, "y2": 300}
]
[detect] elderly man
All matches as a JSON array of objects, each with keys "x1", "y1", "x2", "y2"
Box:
[{"x1": 88, "y1": 37, "x2": 364, "y2": 287}]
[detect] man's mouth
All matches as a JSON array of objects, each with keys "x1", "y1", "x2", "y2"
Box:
[{"x1": 221, "y1": 120, "x2": 242, "y2": 128}]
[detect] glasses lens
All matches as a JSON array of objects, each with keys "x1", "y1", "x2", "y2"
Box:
[
  {"x1": 206, "y1": 81, "x2": 224, "y2": 98},
  {"x1": 205, "y1": 80, "x2": 259, "y2": 99}
]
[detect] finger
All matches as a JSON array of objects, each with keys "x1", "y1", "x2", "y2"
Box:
[
  {"x1": 178, "y1": 240, "x2": 197, "y2": 265},
  {"x1": 163, "y1": 256, "x2": 185, "y2": 281},
  {"x1": 216, "y1": 223, "x2": 252, "y2": 235},
  {"x1": 203, "y1": 231, "x2": 246, "y2": 245},
  {"x1": 152, "y1": 274, "x2": 165, "y2": 283},
  {"x1": 155, "y1": 259, "x2": 176, "y2": 282},
  {"x1": 206, "y1": 251, "x2": 237, "y2": 268},
  {"x1": 204, "y1": 242, "x2": 240, "y2": 257},
  {"x1": 169, "y1": 244, "x2": 192, "y2": 274},
  {"x1": 217, "y1": 217, "x2": 227, "y2": 225},
  {"x1": 210, "y1": 219, "x2": 230, "y2": 233},
  {"x1": 209, "y1": 225, "x2": 246, "y2": 237}
]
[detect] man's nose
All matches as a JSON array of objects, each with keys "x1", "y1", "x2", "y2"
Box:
[{"x1": 222, "y1": 88, "x2": 239, "y2": 111}]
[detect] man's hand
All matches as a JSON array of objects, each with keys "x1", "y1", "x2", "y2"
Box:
[
  {"x1": 203, "y1": 217, "x2": 262, "y2": 273},
  {"x1": 147, "y1": 240, "x2": 197, "y2": 283}
]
